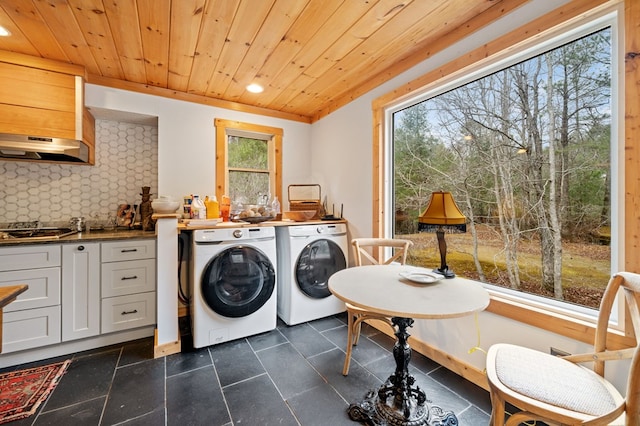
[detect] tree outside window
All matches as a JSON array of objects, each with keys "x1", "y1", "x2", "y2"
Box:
[
  {"x1": 228, "y1": 135, "x2": 270, "y2": 204},
  {"x1": 392, "y1": 27, "x2": 613, "y2": 310}
]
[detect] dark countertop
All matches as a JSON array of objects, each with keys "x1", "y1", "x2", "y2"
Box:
[{"x1": 0, "y1": 228, "x2": 156, "y2": 246}]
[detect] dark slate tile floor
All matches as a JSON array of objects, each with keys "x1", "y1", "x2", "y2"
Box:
[{"x1": 1, "y1": 313, "x2": 493, "y2": 425}]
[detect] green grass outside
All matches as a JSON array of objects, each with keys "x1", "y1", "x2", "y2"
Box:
[{"x1": 402, "y1": 226, "x2": 610, "y2": 309}]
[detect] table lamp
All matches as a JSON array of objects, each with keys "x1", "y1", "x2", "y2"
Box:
[{"x1": 418, "y1": 191, "x2": 467, "y2": 278}]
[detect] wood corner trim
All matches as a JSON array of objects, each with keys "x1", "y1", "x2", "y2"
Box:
[{"x1": 153, "y1": 329, "x2": 181, "y2": 358}]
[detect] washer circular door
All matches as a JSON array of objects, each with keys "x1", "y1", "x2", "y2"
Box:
[
  {"x1": 201, "y1": 246, "x2": 275, "y2": 318},
  {"x1": 295, "y1": 239, "x2": 347, "y2": 299}
]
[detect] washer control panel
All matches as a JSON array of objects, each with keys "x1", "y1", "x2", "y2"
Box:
[{"x1": 193, "y1": 226, "x2": 275, "y2": 243}]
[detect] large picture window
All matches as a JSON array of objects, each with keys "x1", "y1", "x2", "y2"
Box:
[{"x1": 387, "y1": 17, "x2": 619, "y2": 316}]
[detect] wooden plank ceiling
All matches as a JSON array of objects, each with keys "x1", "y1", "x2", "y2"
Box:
[{"x1": 0, "y1": 0, "x2": 526, "y2": 123}]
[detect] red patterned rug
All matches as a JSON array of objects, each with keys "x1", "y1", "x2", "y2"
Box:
[{"x1": 0, "y1": 360, "x2": 71, "y2": 424}]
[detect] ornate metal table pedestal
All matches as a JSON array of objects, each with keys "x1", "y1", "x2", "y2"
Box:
[{"x1": 348, "y1": 317, "x2": 458, "y2": 426}]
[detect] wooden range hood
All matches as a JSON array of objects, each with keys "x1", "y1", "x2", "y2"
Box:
[{"x1": 0, "y1": 51, "x2": 95, "y2": 165}]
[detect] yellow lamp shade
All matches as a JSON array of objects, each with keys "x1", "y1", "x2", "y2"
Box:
[{"x1": 418, "y1": 191, "x2": 466, "y2": 232}]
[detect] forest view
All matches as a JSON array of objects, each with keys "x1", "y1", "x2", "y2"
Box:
[
  {"x1": 392, "y1": 27, "x2": 612, "y2": 309},
  {"x1": 228, "y1": 135, "x2": 270, "y2": 205}
]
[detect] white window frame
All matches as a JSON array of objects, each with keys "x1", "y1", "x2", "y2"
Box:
[{"x1": 383, "y1": 8, "x2": 624, "y2": 327}]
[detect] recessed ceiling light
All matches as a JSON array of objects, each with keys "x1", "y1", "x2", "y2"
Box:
[
  {"x1": 246, "y1": 83, "x2": 264, "y2": 93},
  {"x1": 0, "y1": 26, "x2": 11, "y2": 37}
]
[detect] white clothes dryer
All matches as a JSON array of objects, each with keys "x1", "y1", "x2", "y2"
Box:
[
  {"x1": 276, "y1": 223, "x2": 348, "y2": 325},
  {"x1": 190, "y1": 226, "x2": 277, "y2": 348}
]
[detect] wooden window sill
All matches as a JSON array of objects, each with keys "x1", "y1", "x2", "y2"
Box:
[{"x1": 487, "y1": 294, "x2": 635, "y2": 350}]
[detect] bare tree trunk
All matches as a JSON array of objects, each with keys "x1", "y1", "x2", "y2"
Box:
[
  {"x1": 546, "y1": 53, "x2": 563, "y2": 299},
  {"x1": 513, "y1": 60, "x2": 555, "y2": 292},
  {"x1": 497, "y1": 75, "x2": 521, "y2": 288},
  {"x1": 461, "y1": 72, "x2": 522, "y2": 289},
  {"x1": 560, "y1": 49, "x2": 571, "y2": 231},
  {"x1": 491, "y1": 147, "x2": 521, "y2": 288},
  {"x1": 461, "y1": 186, "x2": 487, "y2": 282}
]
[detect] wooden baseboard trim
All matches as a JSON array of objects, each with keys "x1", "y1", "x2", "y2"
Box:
[
  {"x1": 153, "y1": 329, "x2": 181, "y2": 358},
  {"x1": 367, "y1": 320, "x2": 489, "y2": 391}
]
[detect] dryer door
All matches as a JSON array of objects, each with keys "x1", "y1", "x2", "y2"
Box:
[
  {"x1": 295, "y1": 239, "x2": 347, "y2": 299},
  {"x1": 201, "y1": 246, "x2": 275, "y2": 318}
]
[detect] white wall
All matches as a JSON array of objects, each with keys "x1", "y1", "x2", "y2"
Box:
[
  {"x1": 85, "y1": 85, "x2": 313, "y2": 204},
  {"x1": 310, "y1": 0, "x2": 629, "y2": 391}
]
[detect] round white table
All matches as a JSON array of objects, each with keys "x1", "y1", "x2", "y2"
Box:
[{"x1": 329, "y1": 264, "x2": 490, "y2": 426}]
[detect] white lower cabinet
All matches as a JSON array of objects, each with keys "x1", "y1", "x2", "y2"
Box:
[
  {"x1": 3, "y1": 306, "x2": 61, "y2": 352},
  {"x1": 101, "y1": 259, "x2": 156, "y2": 297},
  {"x1": 101, "y1": 239, "x2": 156, "y2": 333},
  {"x1": 0, "y1": 244, "x2": 61, "y2": 271},
  {"x1": 0, "y1": 267, "x2": 61, "y2": 311},
  {"x1": 0, "y1": 238, "x2": 157, "y2": 356},
  {"x1": 0, "y1": 245, "x2": 62, "y2": 353},
  {"x1": 62, "y1": 243, "x2": 100, "y2": 341},
  {"x1": 101, "y1": 292, "x2": 156, "y2": 333}
]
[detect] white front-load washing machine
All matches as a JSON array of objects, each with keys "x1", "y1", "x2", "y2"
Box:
[
  {"x1": 276, "y1": 223, "x2": 348, "y2": 325},
  {"x1": 190, "y1": 226, "x2": 277, "y2": 348}
]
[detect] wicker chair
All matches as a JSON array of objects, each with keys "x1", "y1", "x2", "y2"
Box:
[
  {"x1": 485, "y1": 272, "x2": 640, "y2": 425},
  {"x1": 342, "y1": 237, "x2": 413, "y2": 375}
]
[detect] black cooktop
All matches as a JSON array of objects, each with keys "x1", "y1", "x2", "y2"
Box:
[{"x1": 0, "y1": 227, "x2": 77, "y2": 241}]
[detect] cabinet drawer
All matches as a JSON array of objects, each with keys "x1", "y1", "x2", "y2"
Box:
[
  {"x1": 101, "y1": 259, "x2": 156, "y2": 297},
  {"x1": 101, "y1": 240, "x2": 155, "y2": 262},
  {"x1": 2, "y1": 306, "x2": 61, "y2": 353},
  {"x1": 0, "y1": 245, "x2": 61, "y2": 271},
  {"x1": 101, "y1": 292, "x2": 156, "y2": 333},
  {"x1": 0, "y1": 268, "x2": 61, "y2": 312}
]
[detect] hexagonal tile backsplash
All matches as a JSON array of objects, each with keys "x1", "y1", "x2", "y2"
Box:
[{"x1": 0, "y1": 120, "x2": 158, "y2": 226}]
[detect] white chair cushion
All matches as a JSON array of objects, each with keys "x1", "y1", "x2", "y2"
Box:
[{"x1": 494, "y1": 344, "x2": 618, "y2": 416}]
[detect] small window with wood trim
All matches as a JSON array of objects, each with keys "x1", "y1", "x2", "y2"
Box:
[{"x1": 214, "y1": 119, "x2": 282, "y2": 206}]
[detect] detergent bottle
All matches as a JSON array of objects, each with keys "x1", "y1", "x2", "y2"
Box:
[{"x1": 205, "y1": 196, "x2": 220, "y2": 219}]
